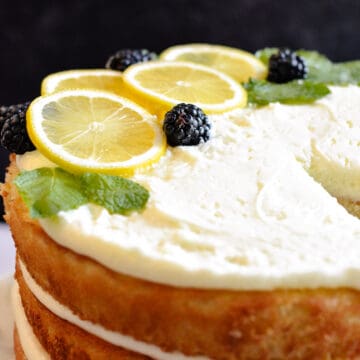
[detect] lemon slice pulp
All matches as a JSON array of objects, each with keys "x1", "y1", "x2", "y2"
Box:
[
  {"x1": 123, "y1": 61, "x2": 247, "y2": 116},
  {"x1": 27, "y1": 90, "x2": 166, "y2": 175},
  {"x1": 41, "y1": 69, "x2": 125, "y2": 96},
  {"x1": 160, "y1": 44, "x2": 267, "y2": 83}
]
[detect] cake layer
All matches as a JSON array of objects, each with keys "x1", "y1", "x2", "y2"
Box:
[
  {"x1": 18, "y1": 259, "x2": 206, "y2": 360},
  {"x1": 15, "y1": 273, "x2": 148, "y2": 359},
  {"x1": 4, "y1": 175, "x2": 360, "y2": 358},
  {"x1": 16, "y1": 86, "x2": 360, "y2": 290}
]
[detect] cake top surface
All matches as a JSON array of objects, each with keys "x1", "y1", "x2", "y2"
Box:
[
  {"x1": 18, "y1": 85, "x2": 360, "y2": 290},
  {"x1": 8, "y1": 45, "x2": 360, "y2": 290}
]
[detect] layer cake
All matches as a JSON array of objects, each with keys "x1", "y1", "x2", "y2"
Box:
[{"x1": 3, "y1": 46, "x2": 360, "y2": 359}]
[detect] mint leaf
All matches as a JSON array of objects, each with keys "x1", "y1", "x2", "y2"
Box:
[
  {"x1": 255, "y1": 47, "x2": 278, "y2": 65},
  {"x1": 14, "y1": 168, "x2": 149, "y2": 218},
  {"x1": 14, "y1": 168, "x2": 87, "y2": 218},
  {"x1": 80, "y1": 173, "x2": 149, "y2": 215},
  {"x1": 244, "y1": 79, "x2": 331, "y2": 106},
  {"x1": 326, "y1": 61, "x2": 360, "y2": 84},
  {"x1": 296, "y1": 49, "x2": 333, "y2": 68}
]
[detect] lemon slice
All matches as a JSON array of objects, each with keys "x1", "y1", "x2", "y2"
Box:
[
  {"x1": 160, "y1": 44, "x2": 267, "y2": 83},
  {"x1": 27, "y1": 90, "x2": 166, "y2": 175},
  {"x1": 41, "y1": 69, "x2": 125, "y2": 96},
  {"x1": 123, "y1": 61, "x2": 247, "y2": 115}
]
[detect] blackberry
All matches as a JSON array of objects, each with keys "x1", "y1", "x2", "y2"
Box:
[
  {"x1": 0, "y1": 103, "x2": 28, "y2": 130},
  {"x1": 105, "y1": 49, "x2": 157, "y2": 71},
  {"x1": 163, "y1": 103, "x2": 211, "y2": 147},
  {"x1": 267, "y1": 48, "x2": 307, "y2": 83},
  {"x1": 0, "y1": 102, "x2": 35, "y2": 154}
]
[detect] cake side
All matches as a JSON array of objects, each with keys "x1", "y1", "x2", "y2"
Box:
[
  {"x1": 15, "y1": 268, "x2": 148, "y2": 359},
  {"x1": 5, "y1": 156, "x2": 360, "y2": 359}
]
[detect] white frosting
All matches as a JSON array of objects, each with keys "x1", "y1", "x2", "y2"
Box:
[
  {"x1": 12, "y1": 282, "x2": 50, "y2": 360},
  {"x1": 18, "y1": 85, "x2": 360, "y2": 290},
  {"x1": 0, "y1": 276, "x2": 14, "y2": 360},
  {"x1": 19, "y1": 260, "x2": 209, "y2": 360}
]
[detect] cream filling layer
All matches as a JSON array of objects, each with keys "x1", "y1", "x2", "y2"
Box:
[
  {"x1": 12, "y1": 282, "x2": 50, "y2": 360},
  {"x1": 18, "y1": 86, "x2": 360, "y2": 290},
  {"x1": 19, "y1": 260, "x2": 209, "y2": 360}
]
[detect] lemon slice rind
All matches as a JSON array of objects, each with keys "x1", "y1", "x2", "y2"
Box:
[
  {"x1": 27, "y1": 89, "x2": 166, "y2": 175},
  {"x1": 160, "y1": 43, "x2": 267, "y2": 82},
  {"x1": 123, "y1": 61, "x2": 247, "y2": 114},
  {"x1": 41, "y1": 69, "x2": 124, "y2": 95}
]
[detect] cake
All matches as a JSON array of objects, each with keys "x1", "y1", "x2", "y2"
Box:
[{"x1": 3, "y1": 45, "x2": 360, "y2": 359}]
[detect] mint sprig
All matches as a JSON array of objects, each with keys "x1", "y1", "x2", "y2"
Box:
[
  {"x1": 256, "y1": 48, "x2": 360, "y2": 85},
  {"x1": 14, "y1": 168, "x2": 149, "y2": 218},
  {"x1": 247, "y1": 48, "x2": 360, "y2": 106},
  {"x1": 244, "y1": 79, "x2": 331, "y2": 106}
]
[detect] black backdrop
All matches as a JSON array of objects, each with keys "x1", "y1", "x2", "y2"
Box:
[{"x1": 0, "y1": 0, "x2": 359, "y2": 217}]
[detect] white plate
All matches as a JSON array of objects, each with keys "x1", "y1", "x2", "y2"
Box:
[
  {"x1": 0, "y1": 275, "x2": 15, "y2": 360},
  {"x1": 0, "y1": 224, "x2": 15, "y2": 359},
  {"x1": 0, "y1": 224, "x2": 15, "y2": 276}
]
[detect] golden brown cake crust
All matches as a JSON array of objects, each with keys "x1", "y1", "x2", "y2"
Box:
[{"x1": 4, "y1": 154, "x2": 360, "y2": 359}]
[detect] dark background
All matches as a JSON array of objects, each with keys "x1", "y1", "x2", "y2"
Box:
[{"x1": 0, "y1": 0, "x2": 359, "y2": 217}]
